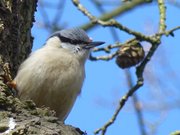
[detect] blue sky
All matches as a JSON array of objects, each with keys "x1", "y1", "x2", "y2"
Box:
[{"x1": 32, "y1": 1, "x2": 180, "y2": 135}]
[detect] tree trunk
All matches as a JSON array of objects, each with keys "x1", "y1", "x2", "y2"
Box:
[{"x1": 0, "y1": 1, "x2": 83, "y2": 134}]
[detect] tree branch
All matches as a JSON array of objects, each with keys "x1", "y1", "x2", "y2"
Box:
[
  {"x1": 158, "y1": 0, "x2": 166, "y2": 33},
  {"x1": 125, "y1": 70, "x2": 147, "y2": 135},
  {"x1": 80, "y1": 0, "x2": 153, "y2": 31},
  {"x1": 72, "y1": 0, "x2": 156, "y2": 43}
]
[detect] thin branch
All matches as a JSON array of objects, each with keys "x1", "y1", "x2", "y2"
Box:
[
  {"x1": 94, "y1": 0, "x2": 121, "y2": 5},
  {"x1": 158, "y1": 0, "x2": 166, "y2": 33},
  {"x1": 89, "y1": 52, "x2": 118, "y2": 61},
  {"x1": 164, "y1": 26, "x2": 180, "y2": 36},
  {"x1": 94, "y1": 79, "x2": 143, "y2": 135},
  {"x1": 125, "y1": 70, "x2": 147, "y2": 135},
  {"x1": 91, "y1": 0, "x2": 121, "y2": 42},
  {"x1": 170, "y1": 131, "x2": 180, "y2": 135},
  {"x1": 132, "y1": 95, "x2": 147, "y2": 135},
  {"x1": 91, "y1": 38, "x2": 137, "y2": 60},
  {"x1": 91, "y1": 0, "x2": 122, "y2": 54},
  {"x1": 72, "y1": 0, "x2": 157, "y2": 44},
  {"x1": 97, "y1": 19, "x2": 158, "y2": 43},
  {"x1": 80, "y1": 0, "x2": 153, "y2": 31},
  {"x1": 92, "y1": 42, "x2": 121, "y2": 53}
]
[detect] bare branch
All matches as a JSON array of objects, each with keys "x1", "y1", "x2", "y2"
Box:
[
  {"x1": 91, "y1": 38, "x2": 137, "y2": 61},
  {"x1": 92, "y1": 42, "x2": 121, "y2": 53},
  {"x1": 158, "y1": 0, "x2": 166, "y2": 33},
  {"x1": 90, "y1": 52, "x2": 118, "y2": 61},
  {"x1": 132, "y1": 94, "x2": 147, "y2": 135},
  {"x1": 80, "y1": 0, "x2": 153, "y2": 31},
  {"x1": 94, "y1": 79, "x2": 143, "y2": 135},
  {"x1": 125, "y1": 70, "x2": 147, "y2": 135},
  {"x1": 164, "y1": 26, "x2": 180, "y2": 36},
  {"x1": 72, "y1": 0, "x2": 156, "y2": 43}
]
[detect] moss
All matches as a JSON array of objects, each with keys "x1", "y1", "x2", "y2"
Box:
[{"x1": 0, "y1": 87, "x2": 84, "y2": 135}]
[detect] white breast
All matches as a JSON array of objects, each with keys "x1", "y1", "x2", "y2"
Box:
[{"x1": 14, "y1": 45, "x2": 85, "y2": 120}]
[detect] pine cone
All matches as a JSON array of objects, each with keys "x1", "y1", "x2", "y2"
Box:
[{"x1": 116, "y1": 42, "x2": 145, "y2": 69}]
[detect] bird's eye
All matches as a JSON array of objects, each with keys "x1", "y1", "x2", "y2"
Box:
[
  {"x1": 76, "y1": 47, "x2": 81, "y2": 51},
  {"x1": 74, "y1": 46, "x2": 82, "y2": 53}
]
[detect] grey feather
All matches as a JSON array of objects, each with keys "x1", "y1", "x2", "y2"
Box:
[{"x1": 50, "y1": 28, "x2": 90, "y2": 43}]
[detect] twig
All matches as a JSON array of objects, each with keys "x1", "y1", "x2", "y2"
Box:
[
  {"x1": 125, "y1": 70, "x2": 147, "y2": 135},
  {"x1": 92, "y1": 42, "x2": 121, "y2": 53},
  {"x1": 94, "y1": 79, "x2": 143, "y2": 135},
  {"x1": 93, "y1": 0, "x2": 121, "y2": 5},
  {"x1": 92, "y1": 38, "x2": 139, "y2": 60},
  {"x1": 72, "y1": 0, "x2": 156, "y2": 43},
  {"x1": 92, "y1": 25, "x2": 180, "y2": 56},
  {"x1": 91, "y1": 0, "x2": 121, "y2": 42},
  {"x1": 91, "y1": 0, "x2": 122, "y2": 54},
  {"x1": 158, "y1": 0, "x2": 166, "y2": 33},
  {"x1": 80, "y1": 0, "x2": 153, "y2": 31},
  {"x1": 90, "y1": 52, "x2": 118, "y2": 61},
  {"x1": 132, "y1": 94, "x2": 147, "y2": 135},
  {"x1": 164, "y1": 26, "x2": 180, "y2": 36}
]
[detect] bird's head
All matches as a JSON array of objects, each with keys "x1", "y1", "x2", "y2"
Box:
[{"x1": 45, "y1": 28, "x2": 105, "y2": 62}]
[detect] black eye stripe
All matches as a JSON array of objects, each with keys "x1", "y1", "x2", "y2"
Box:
[{"x1": 58, "y1": 34, "x2": 89, "y2": 45}]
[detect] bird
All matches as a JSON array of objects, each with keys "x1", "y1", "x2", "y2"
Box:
[{"x1": 13, "y1": 28, "x2": 105, "y2": 121}]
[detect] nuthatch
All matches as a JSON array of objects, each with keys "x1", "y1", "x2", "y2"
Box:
[{"x1": 14, "y1": 28, "x2": 105, "y2": 121}]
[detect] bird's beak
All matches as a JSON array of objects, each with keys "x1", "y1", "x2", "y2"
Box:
[{"x1": 83, "y1": 41, "x2": 105, "y2": 49}]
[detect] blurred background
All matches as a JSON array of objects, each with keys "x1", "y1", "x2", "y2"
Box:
[{"x1": 32, "y1": 0, "x2": 180, "y2": 135}]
